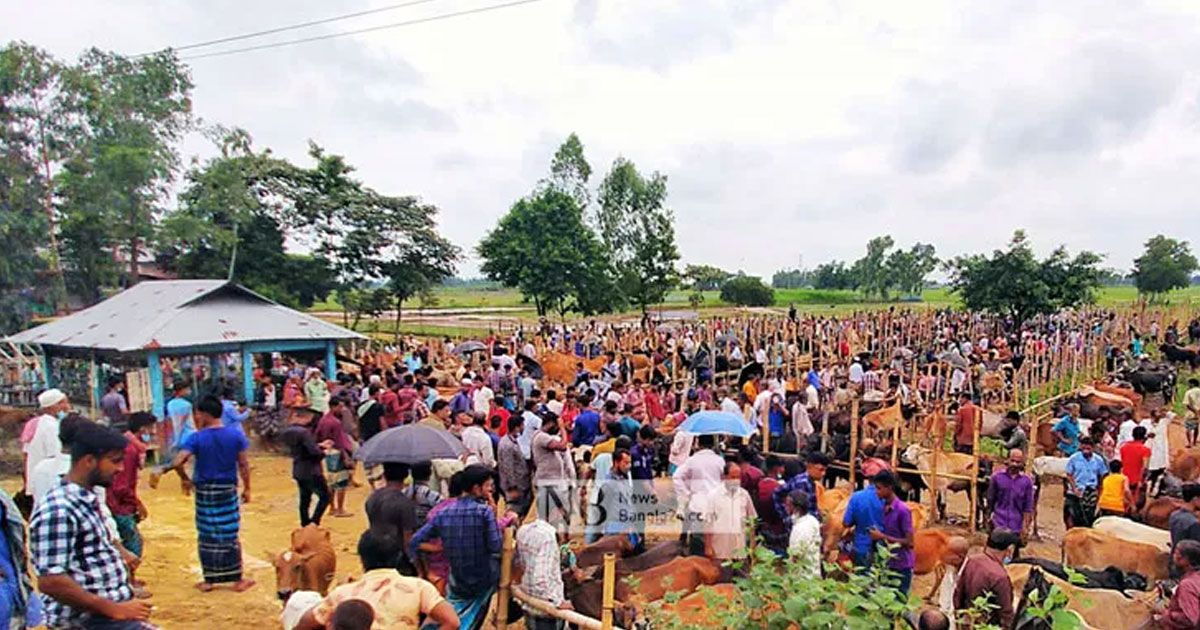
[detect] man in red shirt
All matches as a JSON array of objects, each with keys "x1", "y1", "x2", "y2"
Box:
[
  {"x1": 1120, "y1": 425, "x2": 1152, "y2": 508},
  {"x1": 109, "y1": 411, "x2": 154, "y2": 589},
  {"x1": 954, "y1": 393, "x2": 978, "y2": 454},
  {"x1": 379, "y1": 382, "x2": 402, "y2": 429}
]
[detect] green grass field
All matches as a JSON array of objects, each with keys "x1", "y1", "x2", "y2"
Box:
[{"x1": 311, "y1": 284, "x2": 1200, "y2": 316}]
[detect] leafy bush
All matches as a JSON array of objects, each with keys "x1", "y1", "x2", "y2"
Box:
[{"x1": 720, "y1": 275, "x2": 775, "y2": 307}]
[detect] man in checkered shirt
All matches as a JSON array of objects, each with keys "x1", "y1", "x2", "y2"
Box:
[{"x1": 31, "y1": 423, "x2": 153, "y2": 629}]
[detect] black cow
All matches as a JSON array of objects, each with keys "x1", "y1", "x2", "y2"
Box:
[
  {"x1": 1014, "y1": 557, "x2": 1149, "y2": 593},
  {"x1": 1162, "y1": 343, "x2": 1200, "y2": 369},
  {"x1": 1121, "y1": 365, "x2": 1177, "y2": 401}
]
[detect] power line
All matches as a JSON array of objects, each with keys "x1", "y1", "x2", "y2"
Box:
[
  {"x1": 178, "y1": 0, "x2": 552, "y2": 61},
  {"x1": 135, "y1": 0, "x2": 449, "y2": 57}
]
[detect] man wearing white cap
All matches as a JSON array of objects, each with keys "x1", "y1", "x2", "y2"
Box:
[{"x1": 22, "y1": 389, "x2": 70, "y2": 495}]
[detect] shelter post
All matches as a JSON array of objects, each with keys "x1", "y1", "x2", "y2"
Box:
[
  {"x1": 89, "y1": 355, "x2": 101, "y2": 413},
  {"x1": 325, "y1": 341, "x2": 337, "y2": 380},
  {"x1": 147, "y1": 351, "x2": 164, "y2": 418},
  {"x1": 40, "y1": 349, "x2": 51, "y2": 389},
  {"x1": 241, "y1": 348, "x2": 255, "y2": 406},
  {"x1": 930, "y1": 404, "x2": 941, "y2": 522}
]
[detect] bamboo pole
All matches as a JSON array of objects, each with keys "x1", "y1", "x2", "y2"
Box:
[
  {"x1": 601, "y1": 552, "x2": 616, "y2": 630},
  {"x1": 969, "y1": 406, "x2": 981, "y2": 533},
  {"x1": 849, "y1": 397, "x2": 859, "y2": 487},
  {"x1": 497, "y1": 526, "x2": 515, "y2": 630},
  {"x1": 930, "y1": 405, "x2": 941, "y2": 523},
  {"x1": 512, "y1": 585, "x2": 610, "y2": 630}
]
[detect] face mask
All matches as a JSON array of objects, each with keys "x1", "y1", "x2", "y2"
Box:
[{"x1": 56, "y1": 410, "x2": 67, "y2": 421}]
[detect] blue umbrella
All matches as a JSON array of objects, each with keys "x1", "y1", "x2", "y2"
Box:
[{"x1": 677, "y1": 410, "x2": 753, "y2": 437}]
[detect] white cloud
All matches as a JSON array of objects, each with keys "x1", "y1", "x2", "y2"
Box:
[{"x1": 5, "y1": 0, "x2": 1200, "y2": 278}]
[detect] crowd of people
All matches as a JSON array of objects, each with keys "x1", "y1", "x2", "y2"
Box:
[{"x1": 1, "y1": 305, "x2": 1198, "y2": 629}]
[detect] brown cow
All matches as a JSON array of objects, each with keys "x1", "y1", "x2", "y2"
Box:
[
  {"x1": 1092, "y1": 381, "x2": 1142, "y2": 408},
  {"x1": 653, "y1": 583, "x2": 740, "y2": 627},
  {"x1": 615, "y1": 540, "x2": 684, "y2": 574},
  {"x1": 1171, "y1": 448, "x2": 1200, "y2": 482},
  {"x1": 1142, "y1": 496, "x2": 1183, "y2": 530},
  {"x1": 621, "y1": 555, "x2": 723, "y2": 605},
  {"x1": 269, "y1": 525, "x2": 337, "y2": 600},
  {"x1": 540, "y1": 352, "x2": 607, "y2": 385},
  {"x1": 575, "y1": 534, "x2": 634, "y2": 568},
  {"x1": 1062, "y1": 527, "x2": 1169, "y2": 582},
  {"x1": 863, "y1": 400, "x2": 903, "y2": 434}
]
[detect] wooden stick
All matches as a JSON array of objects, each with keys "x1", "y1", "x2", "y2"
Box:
[
  {"x1": 969, "y1": 406, "x2": 981, "y2": 533},
  {"x1": 849, "y1": 397, "x2": 859, "y2": 488},
  {"x1": 497, "y1": 526, "x2": 515, "y2": 630},
  {"x1": 601, "y1": 552, "x2": 616, "y2": 630},
  {"x1": 930, "y1": 405, "x2": 941, "y2": 523},
  {"x1": 512, "y1": 586, "x2": 611, "y2": 630}
]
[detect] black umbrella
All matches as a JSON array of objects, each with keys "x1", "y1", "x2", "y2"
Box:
[
  {"x1": 355, "y1": 424, "x2": 465, "y2": 465},
  {"x1": 517, "y1": 353, "x2": 544, "y2": 379},
  {"x1": 737, "y1": 361, "x2": 765, "y2": 387}
]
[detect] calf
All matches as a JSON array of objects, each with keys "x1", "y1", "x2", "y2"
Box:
[
  {"x1": 270, "y1": 525, "x2": 337, "y2": 600},
  {"x1": 1062, "y1": 527, "x2": 1168, "y2": 582}
]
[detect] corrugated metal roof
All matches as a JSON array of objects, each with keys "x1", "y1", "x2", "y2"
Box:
[{"x1": 7, "y1": 280, "x2": 363, "y2": 352}]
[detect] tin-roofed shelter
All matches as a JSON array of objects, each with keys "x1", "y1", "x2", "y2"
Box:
[{"x1": 6, "y1": 280, "x2": 363, "y2": 417}]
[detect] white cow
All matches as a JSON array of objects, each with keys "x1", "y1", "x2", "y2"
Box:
[{"x1": 1093, "y1": 516, "x2": 1172, "y2": 554}]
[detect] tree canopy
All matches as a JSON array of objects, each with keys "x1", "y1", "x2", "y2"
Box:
[
  {"x1": 720, "y1": 275, "x2": 775, "y2": 306},
  {"x1": 683, "y1": 264, "x2": 733, "y2": 291},
  {"x1": 595, "y1": 157, "x2": 680, "y2": 313},
  {"x1": 1131, "y1": 235, "x2": 1197, "y2": 300},
  {"x1": 947, "y1": 230, "x2": 1102, "y2": 324}
]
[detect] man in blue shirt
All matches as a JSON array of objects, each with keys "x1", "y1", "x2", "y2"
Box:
[
  {"x1": 410, "y1": 465, "x2": 502, "y2": 630},
  {"x1": 449, "y1": 380, "x2": 473, "y2": 417},
  {"x1": 1052, "y1": 404, "x2": 1082, "y2": 456},
  {"x1": 219, "y1": 387, "x2": 250, "y2": 433},
  {"x1": 1065, "y1": 437, "x2": 1108, "y2": 528},
  {"x1": 842, "y1": 479, "x2": 885, "y2": 568},
  {"x1": 572, "y1": 396, "x2": 601, "y2": 447}
]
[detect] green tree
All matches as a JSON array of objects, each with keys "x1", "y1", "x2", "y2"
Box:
[
  {"x1": 812, "y1": 260, "x2": 857, "y2": 290},
  {"x1": 886, "y1": 242, "x2": 938, "y2": 297},
  {"x1": 1131, "y1": 235, "x2": 1198, "y2": 300},
  {"x1": 542, "y1": 132, "x2": 592, "y2": 211},
  {"x1": 0, "y1": 42, "x2": 67, "y2": 310},
  {"x1": 852, "y1": 235, "x2": 896, "y2": 299},
  {"x1": 595, "y1": 157, "x2": 681, "y2": 313},
  {"x1": 0, "y1": 52, "x2": 52, "y2": 332},
  {"x1": 57, "y1": 48, "x2": 193, "y2": 293},
  {"x1": 948, "y1": 231, "x2": 1102, "y2": 325},
  {"x1": 771, "y1": 268, "x2": 812, "y2": 289},
  {"x1": 682, "y1": 264, "x2": 733, "y2": 291},
  {"x1": 158, "y1": 127, "x2": 335, "y2": 308},
  {"x1": 720, "y1": 275, "x2": 775, "y2": 306},
  {"x1": 478, "y1": 188, "x2": 614, "y2": 318}
]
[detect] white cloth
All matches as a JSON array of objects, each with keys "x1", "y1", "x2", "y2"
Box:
[
  {"x1": 461, "y1": 425, "x2": 495, "y2": 467},
  {"x1": 545, "y1": 400, "x2": 564, "y2": 417},
  {"x1": 788, "y1": 513, "x2": 822, "y2": 579},
  {"x1": 720, "y1": 397, "x2": 741, "y2": 416},
  {"x1": 472, "y1": 386, "x2": 495, "y2": 415},
  {"x1": 936, "y1": 562, "x2": 965, "y2": 629},
  {"x1": 668, "y1": 431, "x2": 694, "y2": 469},
  {"x1": 23, "y1": 414, "x2": 60, "y2": 494},
  {"x1": 848, "y1": 362, "x2": 864, "y2": 384},
  {"x1": 698, "y1": 482, "x2": 756, "y2": 560},
  {"x1": 280, "y1": 591, "x2": 323, "y2": 630},
  {"x1": 673, "y1": 449, "x2": 725, "y2": 514},
  {"x1": 1116, "y1": 419, "x2": 1138, "y2": 454},
  {"x1": 805, "y1": 384, "x2": 820, "y2": 411},
  {"x1": 1150, "y1": 415, "x2": 1172, "y2": 470},
  {"x1": 791, "y1": 402, "x2": 813, "y2": 444}
]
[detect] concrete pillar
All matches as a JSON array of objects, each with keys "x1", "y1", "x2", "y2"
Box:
[
  {"x1": 242, "y1": 348, "x2": 255, "y2": 405},
  {"x1": 325, "y1": 341, "x2": 337, "y2": 380}
]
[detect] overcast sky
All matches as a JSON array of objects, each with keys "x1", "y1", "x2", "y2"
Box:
[{"x1": 6, "y1": 0, "x2": 1200, "y2": 277}]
